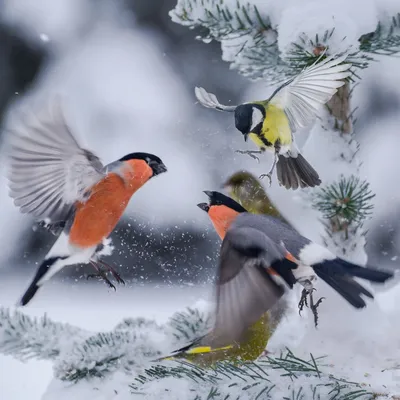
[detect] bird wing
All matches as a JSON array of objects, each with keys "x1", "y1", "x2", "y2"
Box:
[
  {"x1": 6, "y1": 95, "x2": 105, "y2": 221},
  {"x1": 195, "y1": 87, "x2": 237, "y2": 112},
  {"x1": 268, "y1": 53, "x2": 351, "y2": 132},
  {"x1": 208, "y1": 226, "x2": 290, "y2": 348}
]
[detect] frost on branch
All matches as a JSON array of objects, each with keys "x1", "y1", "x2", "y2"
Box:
[
  {"x1": 0, "y1": 305, "x2": 378, "y2": 399},
  {"x1": 0, "y1": 306, "x2": 90, "y2": 362},
  {"x1": 170, "y1": 0, "x2": 400, "y2": 81}
]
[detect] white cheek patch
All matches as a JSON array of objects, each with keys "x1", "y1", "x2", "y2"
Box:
[{"x1": 250, "y1": 108, "x2": 264, "y2": 131}]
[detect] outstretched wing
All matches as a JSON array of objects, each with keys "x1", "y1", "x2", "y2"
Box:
[
  {"x1": 6, "y1": 94, "x2": 105, "y2": 221},
  {"x1": 269, "y1": 53, "x2": 351, "y2": 132},
  {"x1": 208, "y1": 226, "x2": 296, "y2": 348},
  {"x1": 194, "y1": 87, "x2": 237, "y2": 112}
]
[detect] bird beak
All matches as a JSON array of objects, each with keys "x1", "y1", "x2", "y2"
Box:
[
  {"x1": 197, "y1": 202, "x2": 210, "y2": 212},
  {"x1": 203, "y1": 190, "x2": 213, "y2": 198},
  {"x1": 151, "y1": 162, "x2": 167, "y2": 176}
]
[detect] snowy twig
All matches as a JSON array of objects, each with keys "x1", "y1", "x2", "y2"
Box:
[
  {"x1": 0, "y1": 306, "x2": 90, "y2": 362},
  {"x1": 170, "y1": 1, "x2": 400, "y2": 81},
  {"x1": 130, "y1": 350, "x2": 373, "y2": 399}
]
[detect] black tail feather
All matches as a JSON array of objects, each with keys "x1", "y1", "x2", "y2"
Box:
[
  {"x1": 19, "y1": 257, "x2": 62, "y2": 306},
  {"x1": 276, "y1": 154, "x2": 321, "y2": 190},
  {"x1": 336, "y1": 259, "x2": 393, "y2": 282},
  {"x1": 313, "y1": 259, "x2": 393, "y2": 308}
]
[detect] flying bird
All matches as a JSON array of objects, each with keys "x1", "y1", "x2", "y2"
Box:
[
  {"x1": 195, "y1": 54, "x2": 352, "y2": 190},
  {"x1": 5, "y1": 95, "x2": 167, "y2": 306},
  {"x1": 158, "y1": 193, "x2": 296, "y2": 366},
  {"x1": 198, "y1": 191, "x2": 393, "y2": 325}
]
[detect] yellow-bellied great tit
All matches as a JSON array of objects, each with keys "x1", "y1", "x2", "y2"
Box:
[{"x1": 195, "y1": 54, "x2": 351, "y2": 190}]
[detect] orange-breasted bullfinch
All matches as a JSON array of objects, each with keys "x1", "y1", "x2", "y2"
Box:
[
  {"x1": 5, "y1": 95, "x2": 167, "y2": 306},
  {"x1": 198, "y1": 191, "x2": 394, "y2": 326},
  {"x1": 157, "y1": 193, "x2": 296, "y2": 365}
]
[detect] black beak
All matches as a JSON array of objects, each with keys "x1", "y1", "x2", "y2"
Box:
[
  {"x1": 197, "y1": 202, "x2": 210, "y2": 212},
  {"x1": 151, "y1": 162, "x2": 167, "y2": 176}
]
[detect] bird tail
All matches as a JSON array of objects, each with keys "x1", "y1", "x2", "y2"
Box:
[
  {"x1": 154, "y1": 336, "x2": 233, "y2": 362},
  {"x1": 19, "y1": 256, "x2": 64, "y2": 306},
  {"x1": 276, "y1": 154, "x2": 321, "y2": 190},
  {"x1": 312, "y1": 258, "x2": 393, "y2": 308}
]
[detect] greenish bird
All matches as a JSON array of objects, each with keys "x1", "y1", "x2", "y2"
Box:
[
  {"x1": 195, "y1": 53, "x2": 351, "y2": 190},
  {"x1": 223, "y1": 170, "x2": 287, "y2": 222}
]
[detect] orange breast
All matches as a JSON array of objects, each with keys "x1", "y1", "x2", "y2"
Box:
[
  {"x1": 69, "y1": 172, "x2": 144, "y2": 248},
  {"x1": 208, "y1": 205, "x2": 240, "y2": 240}
]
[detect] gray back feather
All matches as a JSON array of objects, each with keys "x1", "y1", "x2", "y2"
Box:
[
  {"x1": 231, "y1": 213, "x2": 310, "y2": 258},
  {"x1": 5, "y1": 94, "x2": 105, "y2": 222}
]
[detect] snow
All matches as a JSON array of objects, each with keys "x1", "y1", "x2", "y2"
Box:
[
  {"x1": 2, "y1": 277, "x2": 400, "y2": 399},
  {"x1": 278, "y1": 0, "x2": 378, "y2": 58},
  {"x1": 171, "y1": 0, "x2": 400, "y2": 79}
]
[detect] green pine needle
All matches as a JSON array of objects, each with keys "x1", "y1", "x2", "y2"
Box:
[{"x1": 313, "y1": 176, "x2": 375, "y2": 227}]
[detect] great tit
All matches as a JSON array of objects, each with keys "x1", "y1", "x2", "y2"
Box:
[
  {"x1": 195, "y1": 54, "x2": 352, "y2": 190},
  {"x1": 6, "y1": 94, "x2": 167, "y2": 306}
]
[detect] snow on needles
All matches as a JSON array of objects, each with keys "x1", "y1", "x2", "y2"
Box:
[
  {"x1": 171, "y1": 0, "x2": 400, "y2": 77},
  {"x1": 278, "y1": 0, "x2": 378, "y2": 58}
]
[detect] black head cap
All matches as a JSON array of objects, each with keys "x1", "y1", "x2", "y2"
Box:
[
  {"x1": 198, "y1": 190, "x2": 247, "y2": 213},
  {"x1": 119, "y1": 152, "x2": 167, "y2": 176},
  {"x1": 234, "y1": 104, "x2": 253, "y2": 136}
]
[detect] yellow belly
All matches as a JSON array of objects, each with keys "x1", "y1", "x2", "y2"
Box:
[
  {"x1": 173, "y1": 312, "x2": 271, "y2": 367},
  {"x1": 249, "y1": 103, "x2": 292, "y2": 150}
]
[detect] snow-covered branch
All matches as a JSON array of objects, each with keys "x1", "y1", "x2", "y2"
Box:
[
  {"x1": 1, "y1": 305, "x2": 385, "y2": 399},
  {"x1": 170, "y1": 0, "x2": 400, "y2": 81},
  {"x1": 0, "y1": 306, "x2": 90, "y2": 362}
]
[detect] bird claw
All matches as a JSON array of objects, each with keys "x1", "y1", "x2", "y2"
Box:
[
  {"x1": 298, "y1": 288, "x2": 325, "y2": 328},
  {"x1": 259, "y1": 173, "x2": 272, "y2": 186},
  {"x1": 86, "y1": 273, "x2": 117, "y2": 291},
  {"x1": 97, "y1": 260, "x2": 125, "y2": 285},
  {"x1": 235, "y1": 150, "x2": 261, "y2": 163}
]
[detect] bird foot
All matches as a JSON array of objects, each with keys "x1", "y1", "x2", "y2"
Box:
[
  {"x1": 298, "y1": 287, "x2": 325, "y2": 328},
  {"x1": 97, "y1": 260, "x2": 125, "y2": 285},
  {"x1": 235, "y1": 150, "x2": 261, "y2": 163},
  {"x1": 86, "y1": 273, "x2": 116, "y2": 291},
  {"x1": 259, "y1": 173, "x2": 272, "y2": 187}
]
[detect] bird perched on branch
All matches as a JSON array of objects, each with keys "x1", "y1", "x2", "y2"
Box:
[
  {"x1": 5, "y1": 95, "x2": 167, "y2": 306},
  {"x1": 222, "y1": 170, "x2": 286, "y2": 221},
  {"x1": 195, "y1": 53, "x2": 352, "y2": 190}
]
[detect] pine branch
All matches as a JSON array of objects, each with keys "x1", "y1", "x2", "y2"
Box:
[
  {"x1": 170, "y1": 0, "x2": 291, "y2": 82},
  {"x1": 0, "y1": 306, "x2": 89, "y2": 362},
  {"x1": 170, "y1": 1, "x2": 400, "y2": 80},
  {"x1": 360, "y1": 14, "x2": 400, "y2": 56},
  {"x1": 313, "y1": 175, "x2": 375, "y2": 233},
  {"x1": 55, "y1": 316, "x2": 175, "y2": 381},
  {"x1": 129, "y1": 350, "x2": 373, "y2": 399},
  {"x1": 56, "y1": 305, "x2": 213, "y2": 381}
]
